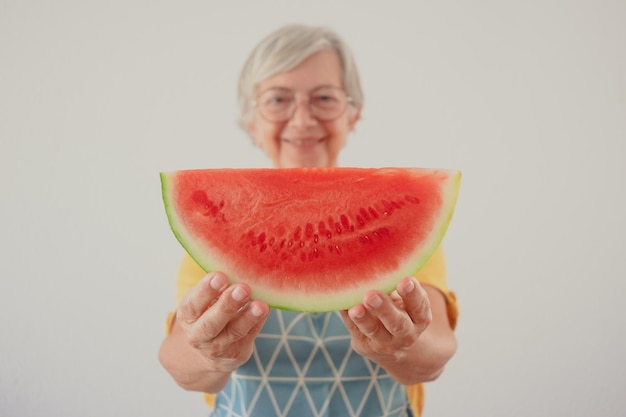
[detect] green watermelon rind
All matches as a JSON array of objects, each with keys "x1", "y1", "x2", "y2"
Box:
[
  {"x1": 161, "y1": 172, "x2": 226, "y2": 277},
  {"x1": 161, "y1": 169, "x2": 461, "y2": 312}
]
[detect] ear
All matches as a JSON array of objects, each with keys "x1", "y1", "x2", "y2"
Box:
[
  {"x1": 347, "y1": 106, "x2": 362, "y2": 132},
  {"x1": 245, "y1": 118, "x2": 264, "y2": 148}
]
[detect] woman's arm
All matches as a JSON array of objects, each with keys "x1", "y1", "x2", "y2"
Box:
[
  {"x1": 158, "y1": 272, "x2": 270, "y2": 393},
  {"x1": 341, "y1": 278, "x2": 457, "y2": 384}
]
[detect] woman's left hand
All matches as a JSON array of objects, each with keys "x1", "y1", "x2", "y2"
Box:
[{"x1": 340, "y1": 277, "x2": 431, "y2": 358}]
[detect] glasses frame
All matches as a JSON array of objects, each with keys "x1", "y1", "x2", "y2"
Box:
[{"x1": 252, "y1": 85, "x2": 354, "y2": 123}]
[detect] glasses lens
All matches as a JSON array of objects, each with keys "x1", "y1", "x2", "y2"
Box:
[
  {"x1": 257, "y1": 88, "x2": 294, "y2": 122},
  {"x1": 310, "y1": 87, "x2": 347, "y2": 120}
]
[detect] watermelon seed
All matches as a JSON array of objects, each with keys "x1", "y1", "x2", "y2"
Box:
[
  {"x1": 405, "y1": 195, "x2": 420, "y2": 204},
  {"x1": 208, "y1": 205, "x2": 219, "y2": 217},
  {"x1": 373, "y1": 227, "x2": 390, "y2": 239},
  {"x1": 335, "y1": 222, "x2": 342, "y2": 234},
  {"x1": 190, "y1": 190, "x2": 224, "y2": 220},
  {"x1": 334, "y1": 245, "x2": 342, "y2": 254},
  {"x1": 368, "y1": 207, "x2": 379, "y2": 219},
  {"x1": 299, "y1": 241, "x2": 305, "y2": 248},
  {"x1": 259, "y1": 243, "x2": 268, "y2": 252},
  {"x1": 305, "y1": 223, "x2": 314, "y2": 238},
  {"x1": 340, "y1": 215, "x2": 350, "y2": 229},
  {"x1": 318, "y1": 221, "x2": 327, "y2": 235},
  {"x1": 268, "y1": 237, "x2": 275, "y2": 246},
  {"x1": 356, "y1": 215, "x2": 365, "y2": 227},
  {"x1": 191, "y1": 190, "x2": 208, "y2": 204},
  {"x1": 294, "y1": 226, "x2": 302, "y2": 240},
  {"x1": 258, "y1": 233, "x2": 266, "y2": 244},
  {"x1": 313, "y1": 234, "x2": 319, "y2": 243},
  {"x1": 360, "y1": 207, "x2": 371, "y2": 221},
  {"x1": 326, "y1": 231, "x2": 332, "y2": 239}
]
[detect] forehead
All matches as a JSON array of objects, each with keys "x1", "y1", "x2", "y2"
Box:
[{"x1": 257, "y1": 50, "x2": 344, "y2": 92}]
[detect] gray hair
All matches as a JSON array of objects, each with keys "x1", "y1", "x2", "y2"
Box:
[{"x1": 237, "y1": 24, "x2": 364, "y2": 127}]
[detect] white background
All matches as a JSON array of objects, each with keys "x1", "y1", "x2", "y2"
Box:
[{"x1": 1, "y1": 1, "x2": 625, "y2": 416}]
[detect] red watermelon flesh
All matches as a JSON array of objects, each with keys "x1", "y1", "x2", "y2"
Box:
[{"x1": 161, "y1": 167, "x2": 460, "y2": 312}]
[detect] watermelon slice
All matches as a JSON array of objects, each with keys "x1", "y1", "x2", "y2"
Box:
[{"x1": 161, "y1": 168, "x2": 460, "y2": 312}]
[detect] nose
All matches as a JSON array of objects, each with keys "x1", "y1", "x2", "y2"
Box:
[{"x1": 288, "y1": 97, "x2": 318, "y2": 127}]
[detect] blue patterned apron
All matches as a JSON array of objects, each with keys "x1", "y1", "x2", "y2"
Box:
[{"x1": 210, "y1": 310, "x2": 412, "y2": 417}]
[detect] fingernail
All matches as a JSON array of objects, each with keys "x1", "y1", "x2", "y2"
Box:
[
  {"x1": 209, "y1": 274, "x2": 227, "y2": 291},
  {"x1": 404, "y1": 278, "x2": 416, "y2": 293},
  {"x1": 368, "y1": 294, "x2": 383, "y2": 308},
  {"x1": 232, "y1": 286, "x2": 247, "y2": 302},
  {"x1": 350, "y1": 307, "x2": 365, "y2": 319},
  {"x1": 250, "y1": 304, "x2": 264, "y2": 317}
]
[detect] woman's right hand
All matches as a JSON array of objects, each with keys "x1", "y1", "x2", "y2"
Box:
[{"x1": 160, "y1": 271, "x2": 270, "y2": 392}]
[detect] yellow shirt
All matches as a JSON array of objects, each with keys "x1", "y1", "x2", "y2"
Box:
[{"x1": 165, "y1": 246, "x2": 459, "y2": 416}]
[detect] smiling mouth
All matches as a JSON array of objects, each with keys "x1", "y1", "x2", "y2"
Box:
[{"x1": 282, "y1": 137, "x2": 325, "y2": 146}]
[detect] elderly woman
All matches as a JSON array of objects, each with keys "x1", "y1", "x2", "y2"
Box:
[{"x1": 159, "y1": 24, "x2": 459, "y2": 417}]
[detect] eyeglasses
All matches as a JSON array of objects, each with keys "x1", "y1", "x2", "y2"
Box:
[{"x1": 253, "y1": 86, "x2": 353, "y2": 122}]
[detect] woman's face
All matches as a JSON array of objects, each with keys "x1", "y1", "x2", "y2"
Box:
[{"x1": 246, "y1": 50, "x2": 361, "y2": 168}]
